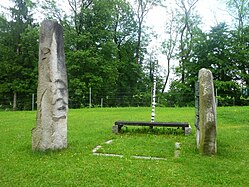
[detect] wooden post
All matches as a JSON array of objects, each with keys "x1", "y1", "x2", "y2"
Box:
[
  {"x1": 89, "y1": 87, "x2": 92, "y2": 108},
  {"x1": 13, "y1": 92, "x2": 17, "y2": 111},
  {"x1": 32, "y1": 93, "x2": 35, "y2": 111},
  {"x1": 101, "y1": 98, "x2": 103, "y2": 108},
  {"x1": 215, "y1": 88, "x2": 218, "y2": 107}
]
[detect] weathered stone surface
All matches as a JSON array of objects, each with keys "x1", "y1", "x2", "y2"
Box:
[
  {"x1": 112, "y1": 125, "x2": 119, "y2": 134},
  {"x1": 174, "y1": 142, "x2": 181, "y2": 158},
  {"x1": 197, "y1": 68, "x2": 217, "y2": 155},
  {"x1": 32, "y1": 20, "x2": 68, "y2": 151},
  {"x1": 184, "y1": 125, "x2": 192, "y2": 135}
]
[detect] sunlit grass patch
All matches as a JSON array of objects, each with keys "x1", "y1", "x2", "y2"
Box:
[
  {"x1": 97, "y1": 134, "x2": 176, "y2": 158},
  {"x1": 0, "y1": 106, "x2": 249, "y2": 186}
]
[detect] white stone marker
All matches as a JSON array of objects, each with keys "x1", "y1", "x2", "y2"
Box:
[
  {"x1": 197, "y1": 68, "x2": 217, "y2": 155},
  {"x1": 32, "y1": 20, "x2": 68, "y2": 151}
]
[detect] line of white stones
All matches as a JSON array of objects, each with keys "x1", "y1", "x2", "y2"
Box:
[
  {"x1": 174, "y1": 142, "x2": 181, "y2": 158},
  {"x1": 92, "y1": 140, "x2": 124, "y2": 157},
  {"x1": 92, "y1": 140, "x2": 182, "y2": 160}
]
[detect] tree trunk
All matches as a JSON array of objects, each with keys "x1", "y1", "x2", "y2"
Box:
[
  {"x1": 181, "y1": 61, "x2": 185, "y2": 84},
  {"x1": 161, "y1": 58, "x2": 170, "y2": 93},
  {"x1": 136, "y1": 23, "x2": 142, "y2": 64}
]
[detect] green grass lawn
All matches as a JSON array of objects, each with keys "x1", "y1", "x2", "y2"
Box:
[{"x1": 0, "y1": 107, "x2": 249, "y2": 186}]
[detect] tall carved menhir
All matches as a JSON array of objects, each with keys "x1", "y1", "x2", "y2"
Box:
[
  {"x1": 32, "y1": 20, "x2": 68, "y2": 151},
  {"x1": 197, "y1": 68, "x2": 217, "y2": 155}
]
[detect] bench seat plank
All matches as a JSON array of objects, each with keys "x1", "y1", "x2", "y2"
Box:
[
  {"x1": 113, "y1": 121, "x2": 191, "y2": 135},
  {"x1": 115, "y1": 121, "x2": 189, "y2": 127}
]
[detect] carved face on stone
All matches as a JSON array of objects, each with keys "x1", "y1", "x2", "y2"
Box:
[{"x1": 52, "y1": 79, "x2": 68, "y2": 121}]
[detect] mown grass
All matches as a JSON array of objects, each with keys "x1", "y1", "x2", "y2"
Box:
[{"x1": 0, "y1": 107, "x2": 248, "y2": 186}]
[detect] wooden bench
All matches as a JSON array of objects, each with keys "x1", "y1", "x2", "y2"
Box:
[{"x1": 112, "y1": 121, "x2": 191, "y2": 135}]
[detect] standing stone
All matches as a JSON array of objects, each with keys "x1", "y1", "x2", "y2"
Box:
[
  {"x1": 32, "y1": 20, "x2": 68, "y2": 151},
  {"x1": 197, "y1": 68, "x2": 217, "y2": 155}
]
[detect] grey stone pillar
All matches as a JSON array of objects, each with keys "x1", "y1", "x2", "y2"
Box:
[
  {"x1": 197, "y1": 68, "x2": 217, "y2": 155},
  {"x1": 32, "y1": 20, "x2": 68, "y2": 151}
]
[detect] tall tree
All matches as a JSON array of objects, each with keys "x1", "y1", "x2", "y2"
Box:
[
  {"x1": 133, "y1": 0, "x2": 160, "y2": 64},
  {"x1": 225, "y1": 0, "x2": 249, "y2": 89},
  {"x1": 176, "y1": 0, "x2": 199, "y2": 84},
  {"x1": 40, "y1": 0, "x2": 67, "y2": 25},
  {"x1": 63, "y1": 0, "x2": 117, "y2": 107},
  {"x1": 67, "y1": 0, "x2": 93, "y2": 36},
  {"x1": 113, "y1": 0, "x2": 137, "y2": 62},
  {"x1": 110, "y1": 0, "x2": 145, "y2": 106},
  {"x1": 161, "y1": 7, "x2": 181, "y2": 93},
  {"x1": 0, "y1": 0, "x2": 38, "y2": 110},
  {"x1": 225, "y1": 0, "x2": 249, "y2": 38},
  {"x1": 181, "y1": 23, "x2": 244, "y2": 106},
  {"x1": 36, "y1": 0, "x2": 158, "y2": 107}
]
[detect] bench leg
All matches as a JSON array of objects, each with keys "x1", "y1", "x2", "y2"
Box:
[
  {"x1": 112, "y1": 125, "x2": 123, "y2": 134},
  {"x1": 184, "y1": 125, "x2": 192, "y2": 135},
  {"x1": 112, "y1": 125, "x2": 119, "y2": 134}
]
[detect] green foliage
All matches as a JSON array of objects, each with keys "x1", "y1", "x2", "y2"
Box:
[
  {"x1": 0, "y1": 0, "x2": 38, "y2": 110},
  {"x1": 168, "y1": 22, "x2": 249, "y2": 106},
  {"x1": 164, "y1": 80, "x2": 195, "y2": 107},
  {"x1": 61, "y1": 0, "x2": 153, "y2": 108},
  {"x1": 163, "y1": 0, "x2": 249, "y2": 107},
  {"x1": 1, "y1": 107, "x2": 249, "y2": 186},
  {"x1": 1, "y1": 0, "x2": 248, "y2": 109},
  {"x1": 0, "y1": 0, "x2": 157, "y2": 109}
]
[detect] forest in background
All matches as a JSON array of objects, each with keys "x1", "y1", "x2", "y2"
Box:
[{"x1": 0, "y1": 0, "x2": 248, "y2": 110}]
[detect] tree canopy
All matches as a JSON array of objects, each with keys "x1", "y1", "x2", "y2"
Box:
[{"x1": 0, "y1": 0, "x2": 248, "y2": 110}]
